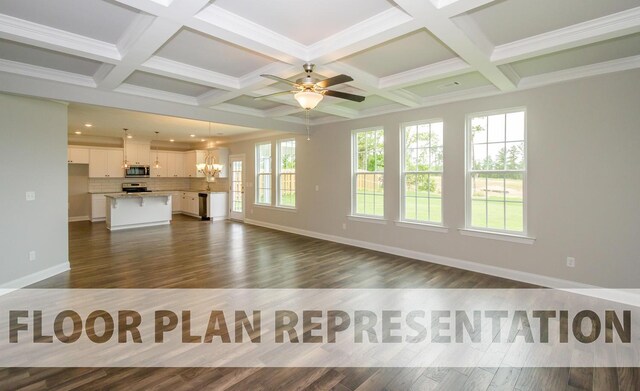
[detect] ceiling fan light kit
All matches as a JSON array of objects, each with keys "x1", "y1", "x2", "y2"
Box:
[{"x1": 257, "y1": 63, "x2": 365, "y2": 111}]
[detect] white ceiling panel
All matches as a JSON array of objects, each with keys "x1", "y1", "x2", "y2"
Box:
[
  {"x1": 124, "y1": 71, "x2": 214, "y2": 97},
  {"x1": 337, "y1": 95, "x2": 395, "y2": 111},
  {"x1": 404, "y1": 72, "x2": 491, "y2": 98},
  {"x1": 213, "y1": 0, "x2": 397, "y2": 45},
  {"x1": 226, "y1": 95, "x2": 284, "y2": 110},
  {"x1": 340, "y1": 29, "x2": 457, "y2": 77},
  {"x1": 0, "y1": 39, "x2": 103, "y2": 75},
  {"x1": 0, "y1": 0, "x2": 142, "y2": 44},
  {"x1": 155, "y1": 28, "x2": 275, "y2": 77},
  {"x1": 466, "y1": 0, "x2": 640, "y2": 45},
  {"x1": 507, "y1": 33, "x2": 640, "y2": 78}
]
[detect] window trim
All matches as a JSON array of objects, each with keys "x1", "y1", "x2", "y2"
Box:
[
  {"x1": 351, "y1": 126, "x2": 385, "y2": 218},
  {"x1": 399, "y1": 118, "x2": 445, "y2": 226},
  {"x1": 464, "y1": 106, "x2": 528, "y2": 236},
  {"x1": 276, "y1": 138, "x2": 296, "y2": 209},
  {"x1": 255, "y1": 141, "x2": 272, "y2": 206}
]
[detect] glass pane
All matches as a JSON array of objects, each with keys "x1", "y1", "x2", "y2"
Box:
[
  {"x1": 356, "y1": 193, "x2": 366, "y2": 215},
  {"x1": 417, "y1": 127, "x2": 430, "y2": 149},
  {"x1": 415, "y1": 174, "x2": 430, "y2": 196},
  {"x1": 487, "y1": 201, "x2": 505, "y2": 230},
  {"x1": 405, "y1": 147, "x2": 417, "y2": 171},
  {"x1": 405, "y1": 174, "x2": 417, "y2": 197},
  {"x1": 486, "y1": 176, "x2": 505, "y2": 202},
  {"x1": 405, "y1": 125, "x2": 417, "y2": 149},
  {"x1": 373, "y1": 195, "x2": 384, "y2": 216},
  {"x1": 374, "y1": 174, "x2": 384, "y2": 195},
  {"x1": 471, "y1": 200, "x2": 487, "y2": 227},
  {"x1": 488, "y1": 143, "x2": 506, "y2": 171},
  {"x1": 430, "y1": 147, "x2": 443, "y2": 171},
  {"x1": 506, "y1": 202, "x2": 524, "y2": 232},
  {"x1": 430, "y1": 174, "x2": 442, "y2": 197},
  {"x1": 416, "y1": 196, "x2": 429, "y2": 221},
  {"x1": 505, "y1": 173, "x2": 524, "y2": 202},
  {"x1": 506, "y1": 111, "x2": 525, "y2": 141},
  {"x1": 429, "y1": 197, "x2": 442, "y2": 223},
  {"x1": 505, "y1": 142, "x2": 525, "y2": 170},
  {"x1": 404, "y1": 196, "x2": 417, "y2": 220},
  {"x1": 488, "y1": 114, "x2": 506, "y2": 143},
  {"x1": 473, "y1": 144, "x2": 487, "y2": 170},
  {"x1": 471, "y1": 174, "x2": 487, "y2": 200},
  {"x1": 471, "y1": 116, "x2": 487, "y2": 144}
]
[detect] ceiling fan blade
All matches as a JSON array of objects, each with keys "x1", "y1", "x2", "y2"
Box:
[
  {"x1": 324, "y1": 90, "x2": 365, "y2": 102},
  {"x1": 316, "y1": 74, "x2": 353, "y2": 88},
  {"x1": 260, "y1": 74, "x2": 299, "y2": 87},
  {"x1": 254, "y1": 91, "x2": 295, "y2": 100}
]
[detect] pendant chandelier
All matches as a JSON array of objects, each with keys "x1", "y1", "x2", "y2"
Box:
[
  {"x1": 153, "y1": 131, "x2": 161, "y2": 168},
  {"x1": 196, "y1": 122, "x2": 224, "y2": 188},
  {"x1": 122, "y1": 128, "x2": 130, "y2": 169}
]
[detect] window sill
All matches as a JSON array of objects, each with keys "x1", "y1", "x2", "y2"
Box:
[
  {"x1": 275, "y1": 206, "x2": 297, "y2": 213},
  {"x1": 459, "y1": 228, "x2": 535, "y2": 245},
  {"x1": 395, "y1": 221, "x2": 449, "y2": 233},
  {"x1": 347, "y1": 215, "x2": 387, "y2": 225}
]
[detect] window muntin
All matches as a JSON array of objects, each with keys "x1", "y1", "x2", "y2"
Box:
[
  {"x1": 277, "y1": 139, "x2": 296, "y2": 208},
  {"x1": 401, "y1": 120, "x2": 444, "y2": 224},
  {"x1": 255, "y1": 142, "x2": 272, "y2": 205},
  {"x1": 467, "y1": 109, "x2": 526, "y2": 233},
  {"x1": 352, "y1": 128, "x2": 384, "y2": 217}
]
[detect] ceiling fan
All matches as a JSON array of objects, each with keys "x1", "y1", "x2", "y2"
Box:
[{"x1": 255, "y1": 63, "x2": 365, "y2": 110}]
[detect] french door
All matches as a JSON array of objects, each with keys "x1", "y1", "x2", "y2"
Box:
[{"x1": 229, "y1": 155, "x2": 245, "y2": 221}]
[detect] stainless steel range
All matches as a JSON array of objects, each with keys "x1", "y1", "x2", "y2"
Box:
[{"x1": 121, "y1": 183, "x2": 152, "y2": 193}]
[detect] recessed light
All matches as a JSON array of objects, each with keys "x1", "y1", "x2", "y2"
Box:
[
  {"x1": 200, "y1": 139, "x2": 205, "y2": 142},
  {"x1": 127, "y1": 135, "x2": 133, "y2": 139},
  {"x1": 169, "y1": 139, "x2": 175, "y2": 142},
  {"x1": 74, "y1": 131, "x2": 82, "y2": 135},
  {"x1": 190, "y1": 134, "x2": 196, "y2": 138},
  {"x1": 84, "y1": 123, "x2": 93, "y2": 128}
]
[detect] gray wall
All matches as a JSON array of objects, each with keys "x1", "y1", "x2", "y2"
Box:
[
  {"x1": 228, "y1": 69, "x2": 640, "y2": 288},
  {"x1": 0, "y1": 93, "x2": 69, "y2": 285}
]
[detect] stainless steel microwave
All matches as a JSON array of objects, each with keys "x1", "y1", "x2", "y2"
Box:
[{"x1": 125, "y1": 165, "x2": 150, "y2": 178}]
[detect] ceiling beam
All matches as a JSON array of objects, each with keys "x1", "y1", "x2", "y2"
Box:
[
  {"x1": 378, "y1": 58, "x2": 471, "y2": 89},
  {"x1": 436, "y1": 0, "x2": 500, "y2": 18},
  {"x1": 393, "y1": 0, "x2": 517, "y2": 91}
]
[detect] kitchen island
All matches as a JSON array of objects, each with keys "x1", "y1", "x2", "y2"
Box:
[{"x1": 105, "y1": 193, "x2": 172, "y2": 231}]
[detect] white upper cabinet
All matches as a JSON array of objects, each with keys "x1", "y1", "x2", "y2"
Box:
[
  {"x1": 89, "y1": 149, "x2": 124, "y2": 178},
  {"x1": 67, "y1": 147, "x2": 89, "y2": 164},
  {"x1": 167, "y1": 152, "x2": 185, "y2": 178},
  {"x1": 125, "y1": 142, "x2": 150, "y2": 166}
]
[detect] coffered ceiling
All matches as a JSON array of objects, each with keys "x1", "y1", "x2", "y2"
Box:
[{"x1": 0, "y1": 0, "x2": 639, "y2": 135}]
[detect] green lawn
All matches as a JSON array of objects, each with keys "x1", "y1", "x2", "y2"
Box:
[
  {"x1": 355, "y1": 192, "x2": 524, "y2": 232},
  {"x1": 280, "y1": 192, "x2": 295, "y2": 207}
]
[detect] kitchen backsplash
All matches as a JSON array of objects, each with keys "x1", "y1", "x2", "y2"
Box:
[{"x1": 88, "y1": 177, "x2": 228, "y2": 193}]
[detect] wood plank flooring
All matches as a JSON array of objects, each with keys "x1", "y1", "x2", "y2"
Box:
[{"x1": 1, "y1": 215, "x2": 636, "y2": 390}]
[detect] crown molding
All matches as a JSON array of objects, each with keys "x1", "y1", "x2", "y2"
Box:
[
  {"x1": 114, "y1": 83, "x2": 199, "y2": 105},
  {"x1": 141, "y1": 56, "x2": 240, "y2": 90},
  {"x1": 379, "y1": 57, "x2": 471, "y2": 89},
  {"x1": 0, "y1": 14, "x2": 121, "y2": 63},
  {"x1": 492, "y1": 7, "x2": 640, "y2": 64},
  {"x1": 0, "y1": 58, "x2": 96, "y2": 87}
]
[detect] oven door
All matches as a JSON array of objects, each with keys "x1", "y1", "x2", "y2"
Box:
[{"x1": 125, "y1": 166, "x2": 150, "y2": 178}]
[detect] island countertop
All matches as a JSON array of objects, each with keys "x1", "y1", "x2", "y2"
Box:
[{"x1": 104, "y1": 192, "x2": 174, "y2": 199}]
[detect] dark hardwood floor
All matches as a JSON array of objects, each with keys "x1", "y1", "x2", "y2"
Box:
[{"x1": 1, "y1": 215, "x2": 637, "y2": 390}]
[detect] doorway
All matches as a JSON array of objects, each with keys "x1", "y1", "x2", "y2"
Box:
[{"x1": 229, "y1": 154, "x2": 245, "y2": 221}]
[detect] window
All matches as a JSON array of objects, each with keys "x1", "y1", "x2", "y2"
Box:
[
  {"x1": 277, "y1": 139, "x2": 296, "y2": 208},
  {"x1": 467, "y1": 109, "x2": 526, "y2": 233},
  {"x1": 352, "y1": 128, "x2": 384, "y2": 217},
  {"x1": 401, "y1": 120, "x2": 444, "y2": 224},
  {"x1": 255, "y1": 142, "x2": 272, "y2": 205}
]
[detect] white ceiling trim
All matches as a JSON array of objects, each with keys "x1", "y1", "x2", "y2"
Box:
[
  {"x1": 212, "y1": 103, "x2": 267, "y2": 118},
  {"x1": 379, "y1": 57, "x2": 471, "y2": 89},
  {"x1": 0, "y1": 58, "x2": 97, "y2": 87},
  {"x1": 492, "y1": 6, "x2": 640, "y2": 65},
  {"x1": 437, "y1": 0, "x2": 499, "y2": 17},
  {"x1": 141, "y1": 56, "x2": 239, "y2": 90},
  {"x1": 115, "y1": 83, "x2": 198, "y2": 105},
  {"x1": 394, "y1": 0, "x2": 516, "y2": 91},
  {"x1": 0, "y1": 13, "x2": 121, "y2": 63}
]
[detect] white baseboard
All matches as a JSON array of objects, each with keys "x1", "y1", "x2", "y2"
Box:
[
  {"x1": 0, "y1": 262, "x2": 70, "y2": 296},
  {"x1": 68, "y1": 215, "x2": 89, "y2": 222},
  {"x1": 244, "y1": 219, "x2": 639, "y2": 305}
]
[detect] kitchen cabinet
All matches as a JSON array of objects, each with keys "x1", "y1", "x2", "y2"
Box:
[
  {"x1": 171, "y1": 191, "x2": 181, "y2": 213},
  {"x1": 67, "y1": 147, "x2": 89, "y2": 164},
  {"x1": 150, "y1": 152, "x2": 168, "y2": 177},
  {"x1": 181, "y1": 192, "x2": 199, "y2": 216},
  {"x1": 167, "y1": 152, "x2": 185, "y2": 178},
  {"x1": 91, "y1": 193, "x2": 122, "y2": 221},
  {"x1": 125, "y1": 142, "x2": 150, "y2": 166},
  {"x1": 89, "y1": 149, "x2": 124, "y2": 178}
]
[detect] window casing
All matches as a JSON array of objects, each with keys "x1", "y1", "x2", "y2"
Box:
[
  {"x1": 466, "y1": 108, "x2": 527, "y2": 234},
  {"x1": 277, "y1": 139, "x2": 296, "y2": 208},
  {"x1": 255, "y1": 142, "x2": 272, "y2": 205},
  {"x1": 352, "y1": 128, "x2": 384, "y2": 217},
  {"x1": 401, "y1": 120, "x2": 444, "y2": 225}
]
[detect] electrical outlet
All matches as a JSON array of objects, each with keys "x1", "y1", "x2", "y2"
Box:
[
  {"x1": 28, "y1": 251, "x2": 36, "y2": 261},
  {"x1": 26, "y1": 191, "x2": 36, "y2": 201},
  {"x1": 342, "y1": 223, "x2": 347, "y2": 230},
  {"x1": 566, "y1": 257, "x2": 576, "y2": 268}
]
